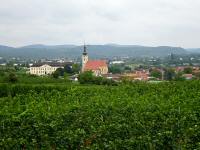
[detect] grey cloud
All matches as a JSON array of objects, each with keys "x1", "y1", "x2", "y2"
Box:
[{"x1": 0, "y1": 0, "x2": 200, "y2": 48}]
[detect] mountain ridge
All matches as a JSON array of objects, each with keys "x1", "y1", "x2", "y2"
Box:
[{"x1": 0, "y1": 44, "x2": 191, "y2": 59}]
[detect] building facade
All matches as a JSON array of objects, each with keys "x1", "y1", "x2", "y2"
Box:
[
  {"x1": 30, "y1": 62, "x2": 71, "y2": 76},
  {"x1": 122, "y1": 70, "x2": 150, "y2": 81}
]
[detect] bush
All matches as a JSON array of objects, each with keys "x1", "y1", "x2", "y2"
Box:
[
  {"x1": 8, "y1": 73, "x2": 18, "y2": 83},
  {"x1": 184, "y1": 67, "x2": 193, "y2": 74},
  {"x1": 52, "y1": 71, "x2": 59, "y2": 79},
  {"x1": 78, "y1": 71, "x2": 94, "y2": 84},
  {"x1": 150, "y1": 69, "x2": 162, "y2": 79},
  {"x1": 78, "y1": 71, "x2": 117, "y2": 86}
]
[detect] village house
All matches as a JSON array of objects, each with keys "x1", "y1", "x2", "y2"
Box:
[
  {"x1": 192, "y1": 67, "x2": 200, "y2": 74},
  {"x1": 82, "y1": 45, "x2": 108, "y2": 76},
  {"x1": 175, "y1": 66, "x2": 185, "y2": 73},
  {"x1": 102, "y1": 74, "x2": 122, "y2": 81},
  {"x1": 182, "y1": 74, "x2": 194, "y2": 80},
  {"x1": 122, "y1": 70, "x2": 150, "y2": 81}
]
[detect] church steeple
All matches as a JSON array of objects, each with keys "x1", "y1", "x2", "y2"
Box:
[
  {"x1": 83, "y1": 44, "x2": 87, "y2": 55},
  {"x1": 82, "y1": 44, "x2": 89, "y2": 72}
]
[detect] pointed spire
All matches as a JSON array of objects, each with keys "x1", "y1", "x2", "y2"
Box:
[{"x1": 83, "y1": 42, "x2": 87, "y2": 55}]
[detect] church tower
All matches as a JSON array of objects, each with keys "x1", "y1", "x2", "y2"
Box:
[{"x1": 82, "y1": 44, "x2": 88, "y2": 72}]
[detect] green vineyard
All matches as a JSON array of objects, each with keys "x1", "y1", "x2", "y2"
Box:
[{"x1": 1, "y1": 81, "x2": 200, "y2": 149}]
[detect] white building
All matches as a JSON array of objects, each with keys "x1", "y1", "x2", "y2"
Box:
[
  {"x1": 110, "y1": 61, "x2": 125, "y2": 65},
  {"x1": 30, "y1": 62, "x2": 72, "y2": 76}
]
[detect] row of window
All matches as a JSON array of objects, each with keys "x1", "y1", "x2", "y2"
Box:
[
  {"x1": 31, "y1": 71, "x2": 54, "y2": 74},
  {"x1": 31, "y1": 67, "x2": 57, "y2": 71}
]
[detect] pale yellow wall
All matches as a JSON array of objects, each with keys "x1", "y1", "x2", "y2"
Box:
[
  {"x1": 99, "y1": 66, "x2": 108, "y2": 74},
  {"x1": 82, "y1": 55, "x2": 88, "y2": 72},
  {"x1": 30, "y1": 64, "x2": 62, "y2": 76},
  {"x1": 89, "y1": 66, "x2": 108, "y2": 76}
]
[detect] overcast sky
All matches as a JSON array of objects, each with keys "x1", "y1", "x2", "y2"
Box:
[{"x1": 0, "y1": 0, "x2": 200, "y2": 48}]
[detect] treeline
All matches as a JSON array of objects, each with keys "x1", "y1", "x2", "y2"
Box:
[
  {"x1": 52, "y1": 64, "x2": 80, "y2": 78},
  {"x1": 78, "y1": 71, "x2": 118, "y2": 86},
  {"x1": 0, "y1": 68, "x2": 71, "y2": 84},
  {"x1": 0, "y1": 84, "x2": 72, "y2": 97}
]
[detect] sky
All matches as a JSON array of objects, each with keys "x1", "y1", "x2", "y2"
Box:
[{"x1": 0, "y1": 0, "x2": 200, "y2": 48}]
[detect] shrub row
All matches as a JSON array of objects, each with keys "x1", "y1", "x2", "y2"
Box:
[{"x1": 1, "y1": 81, "x2": 200, "y2": 149}]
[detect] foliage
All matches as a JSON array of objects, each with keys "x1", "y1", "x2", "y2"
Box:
[
  {"x1": 8, "y1": 73, "x2": 18, "y2": 83},
  {"x1": 78, "y1": 71, "x2": 94, "y2": 84},
  {"x1": 52, "y1": 69, "x2": 62, "y2": 78},
  {"x1": 64, "y1": 65, "x2": 73, "y2": 74},
  {"x1": 183, "y1": 67, "x2": 193, "y2": 74},
  {"x1": 63, "y1": 72, "x2": 70, "y2": 81},
  {"x1": 150, "y1": 69, "x2": 162, "y2": 79},
  {"x1": 1, "y1": 81, "x2": 200, "y2": 149},
  {"x1": 0, "y1": 70, "x2": 70, "y2": 84},
  {"x1": 52, "y1": 64, "x2": 80, "y2": 78},
  {"x1": 124, "y1": 66, "x2": 132, "y2": 72},
  {"x1": 174, "y1": 72, "x2": 185, "y2": 81},
  {"x1": 164, "y1": 68, "x2": 175, "y2": 80},
  {"x1": 72, "y1": 63, "x2": 81, "y2": 74},
  {"x1": 78, "y1": 71, "x2": 117, "y2": 85},
  {"x1": 109, "y1": 65, "x2": 123, "y2": 74}
]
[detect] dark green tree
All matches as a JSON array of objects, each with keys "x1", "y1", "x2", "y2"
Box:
[
  {"x1": 52, "y1": 71, "x2": 59, "y2": 79},
  {"x1": 164, "y1": 68, "x2": 175, "y2": 80},
  {"x1": 56, "y1": 68, "x2": 65, "y2": 76},
  {"x1": 72, "y1": 64, "x2": 81, "y2": 74},
  {"x1": 78, "y1": 71, "x2": 94, "y2": 84},
  {"x1": 64, "y1": 65, "x2": 73, "y2": 74},
  {"x1": 174, "y1": 72, "x2": 185, "y2": 81},
  {"x1": 183, "y1": 67, "x2": 192, "y2": 74},
  {"x1": 150, "y1": 70, "x2": 162, "y2": 79},
  {"x1": 63, "y1": 72, "x2": 70, "y2": 82},
  {"x1": 8, "y1": 72, "x2": 18, "y2": 83},
  {"x1": 124, "y1": 66, "x2": 132, "y2": 72},
  {"x1": 52, "y1": 68, "x2": 64, "y2": 78},
  {"x1": 109, "y1": 65, "x2": 122, "y2": 74}
]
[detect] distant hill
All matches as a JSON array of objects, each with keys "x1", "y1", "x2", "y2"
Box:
[
  {"x1": 21, "y1": 44, "x2": 76, "y2": 49},
  {"x1": 186, "y1": 48, "x2": 200, "y2": 53},
  {"x1": 0, "y1": 45, "x2": 14, "y2": 50},
  {"x1": 0, "y1": 44, "x2": 188, "y2": 59}
]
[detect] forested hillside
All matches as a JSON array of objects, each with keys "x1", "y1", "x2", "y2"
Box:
[{"x1": 0, "y1": 44, "x2": 187, "y2": 58}]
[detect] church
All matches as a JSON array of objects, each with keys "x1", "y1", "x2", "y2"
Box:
[{"x1": 82, "y1": 45, "x2": 108, "y2": 76}]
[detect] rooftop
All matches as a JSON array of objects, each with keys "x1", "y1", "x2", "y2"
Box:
[
  {"x1": 31, "y1": 62, "x2": 72, "y2": 67},
  {"x1": 84, "y1": 60, "x2": 107, "y2": 71}
]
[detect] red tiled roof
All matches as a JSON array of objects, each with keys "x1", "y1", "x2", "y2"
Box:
[
  {"x1": 183, "y1": 74, "x2": 193, "y2": 78},
  {"x1": 84, "y1": 60, "x2": 107, "y2": 71}
]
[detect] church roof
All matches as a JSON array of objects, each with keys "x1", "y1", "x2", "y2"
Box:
[{"x1": 84, "y1": 60, "x2": 107, "y2": 71}]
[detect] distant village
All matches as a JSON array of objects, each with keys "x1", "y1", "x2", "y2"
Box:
[{"x1": 1, "y1": 45, "x2": 200, "y2": 82}]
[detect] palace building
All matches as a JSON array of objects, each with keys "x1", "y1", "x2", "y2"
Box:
[
  {"x1": 82, "y1": 45, "x2": 108, "y2": 76},
  {"x1": 30, "y1": 62, "x2": 72, "y2": 76}
]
